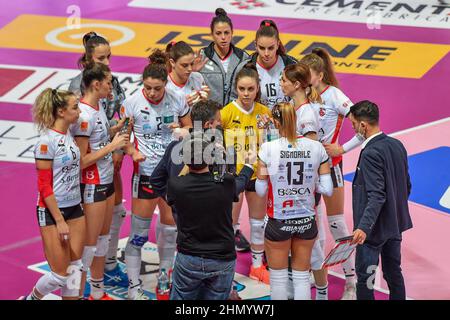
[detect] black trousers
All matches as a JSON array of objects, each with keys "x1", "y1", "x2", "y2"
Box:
[{"x1": 355, "y1": 237, "x2": 406, "y2": 300}]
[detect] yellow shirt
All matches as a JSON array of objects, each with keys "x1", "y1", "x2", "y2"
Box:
[{"x1": 221, "y1": 101, "x2": 272, "y2": 180}]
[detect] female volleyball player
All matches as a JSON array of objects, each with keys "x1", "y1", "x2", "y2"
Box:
[
  {"x1": 256, "y1": 102, "x2": 333, "y2": 300},
  {"x1": 73, "y1": 63, "x2": 129, "y2": 300},
  {"x1": 121, "y1": 49, "x2": 192, "y2": 300},
  {"x1": 69, "y1": 32, "x2": 129, "y2": 288},
  {"x1": 221, "y1": 63, "x2": 272, "y2": 284}
]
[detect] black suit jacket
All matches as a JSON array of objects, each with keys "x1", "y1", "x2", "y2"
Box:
[{"x1": 352, "y1": 133, "x2": 413, "y2": 246}]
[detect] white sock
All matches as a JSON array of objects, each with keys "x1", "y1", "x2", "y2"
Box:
[
  {"x1": 90, "y1": 278, "x2": 104, "y2": 299},
  {"x1": 316, "y1": 283, "x2": 328, "y2": 300},
  {"x1": 125, "y1": 255, "x2": 141, "y2": 299},
  {"x1": 270, "y1": 268, "x2": 289, "y2": 300},
  {"x1": 105, "y1": 203, "x2": 126, "y2": 271},
  {"x1": 251, "y1": 249, "x2": 264, "y2": 268},
  {"x1": 292, "y1": 270, "x2": 311, "y2": 300},
  {"x1": 328, "y1": 214, "x2": 356, "y2": 285},
  {"x1": 287, "y1": 269, "x2": 294, "y2": 300},
  {"x1": 233, "y1": 223, "x2": 239, "y2": 234}
]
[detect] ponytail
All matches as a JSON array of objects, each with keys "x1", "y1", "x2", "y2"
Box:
[
  {"x1": 82, "y1": 62, "x2": 111, "y2": 89},
  {"x1": 32, "y1": 88, "x2": 75, "y2": 132},
  {"x1": 77, "y1": 31, "x2": 110, "y2": 69},
  {"x1": 256, "y1": 20, "x2": 285, "y2": 56},
  {"x1": 284, "y1": 63, "x2": 323, "y2": 104},
  {"x1": 272, "y1": 102, "x2": 297, "y2": 145},
  {"x1": 301, "y1": 47, "x2": 339, "y2": 88}
]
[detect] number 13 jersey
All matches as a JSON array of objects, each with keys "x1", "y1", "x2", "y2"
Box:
[{"x1": 258, "y1": 137, "x2": 328, "y2": 219}]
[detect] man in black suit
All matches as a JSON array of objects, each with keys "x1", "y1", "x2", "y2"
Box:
[{"x1": 349, "y1": 100, "x2": 413, "y2": 300}]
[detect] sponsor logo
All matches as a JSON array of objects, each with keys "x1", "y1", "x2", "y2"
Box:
[
  {"x1": 39, "y1": 144, "x2": 48, "y2": 154},
  {"x1": 80, "y1": 121, "x2": 88, "y2": 132},
  {"x1": 0, "y1": 16, "x2": 448, "y2": 78},
  {"x1": 128, "y1": 0, "x2": 450, "y2": 29}
]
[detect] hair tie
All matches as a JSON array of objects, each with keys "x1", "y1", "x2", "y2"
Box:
[
  {"x1": 264, "y1": 21, "x2": 271, "y2": 27},
  {"x1": 52, "y1": 89, "x2": 58, "y2": 96},
  {"x1": 171, "y1": 41, "x2": 177, "y2": 46}
]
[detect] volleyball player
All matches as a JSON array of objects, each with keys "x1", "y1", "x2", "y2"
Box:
[
  {"x1": 22, "y1": 89, "x2": 84, "y2": 300},
  {"x1": 301, "y1": 48, "x2": 361, "y2": 299},
  {"x1": 166, "y1": 41, "x2": 210, "y2": 106},
  {"x1": 280, "y1": 62, "x2": 330, "y2": 299},
  {"x1": 72, "y1": 63, "x2": 129, "y2": 300},
  {"x1": 120, "y1": 49, "x2": 192, "y2": 300},
  {"x1": 69, "y1": 32, "x2": 129, "y2": 288},
  {"x1": 256, "y1": 102, "x2": 333, "y2": 300},
  {"x1": 221, "y1": 63, "x2": 272, "y2": 284},
  {"x1": 232, "y1": 20, "x2": 297, "y2": 110}
]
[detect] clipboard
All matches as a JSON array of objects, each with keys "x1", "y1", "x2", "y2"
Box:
[{"x1": 321, "y1": 236, "x2": 357, "y2": 269}]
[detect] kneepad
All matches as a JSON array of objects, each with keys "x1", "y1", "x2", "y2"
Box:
[
  {"x1": 128, "y1": 214, "x2": 151, "y2": 249},
  {"x1": 310, "y1": 240, "x2": 325, "y2": 271},
  {"x1": 61, "y1": 260, "x2": 82, "y2": 297},
  {"x1": 95, "y1": 234, "x2": 111, "y2": 257},
  {"x1": 36, "y1": 271, "x2": 68, "y2": 296},
  {"x1": 81, "y1": 246, "x2": 96, "y2": 272},
  {"x1": 250, "y1": 218, "x2": 265, "y2": 246}
]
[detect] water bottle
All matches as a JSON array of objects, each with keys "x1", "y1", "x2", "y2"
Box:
[
  {"x1": 161, "y1": 103, "x2": 177, "y2": 144},
  {"x1": 266, "y1": 120, "x2": 279, "y2": 142},
  {"x1": 157, "y1": 269, "x2": 170, "y2": 294}
]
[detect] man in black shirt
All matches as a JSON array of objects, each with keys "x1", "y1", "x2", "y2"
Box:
[{"x1": 167, "y1": 131, "x2": 254, "y2": 300}]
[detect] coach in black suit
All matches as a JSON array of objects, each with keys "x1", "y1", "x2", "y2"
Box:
[{"x1": 348, "y1": 101, "x2": 413, "y2": 300}]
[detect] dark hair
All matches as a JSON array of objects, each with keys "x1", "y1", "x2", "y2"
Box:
[
  {"x1": 349, "y1": 100, "x2": 379, "y2": 125},
  {"x1": 234, "y1": 62, "x2": 261, "y2": 102},
  {"x1": 82, "y1": 62, "x2": 111, "y2": 89},
  {"x1": 78, "y1": 31, "x2": 110, "y2": 69},
  {"x1": 183, "y1": 131, "x2": 210, "y2": 171},
  {"x1": 255, "y1": 19, "x2": 285, "y2": 56},
  {"x1": 210, "y1": 8, "x2": 233, "y2": 32},
  {"x1": 143, "y1": 49, "x2": 169, "y2": 82},
  {"x1": 190, "y1": 100, "x2": 221, "y2": 126},
  {"x1": 300, "y1": 47, "x2": 339, "y2": 87},
  {"x1": 284, "y1": 63, "x2": 322, "y2": 104},
  {"x1": 165, "y1": 41, "x2": 194, "y2": 63}
]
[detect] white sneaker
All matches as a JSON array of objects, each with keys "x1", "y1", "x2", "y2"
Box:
[
  {"x1": 133, "y1": 288, "x2": 149, "y2": 300},
  {"x1": 341, "y1": 283, "x2": 356, "y2": 300}
]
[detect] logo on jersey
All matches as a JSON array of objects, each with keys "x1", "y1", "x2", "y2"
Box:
[
  {"x1": 80, "y1": 121, "x2": 88, "y2": 132},
  {"x1": 230, "y1": 0, "x2": 266, "y2": 10},
  {"x1": 282, "y1": 200, "x2": 294, "y2": 208},
  {"x1": 39, "y1": 144, "x2": 48, "y2": 155},
  {"x1": 319, "y1": 108, "x2": 326, "y2": 117}
]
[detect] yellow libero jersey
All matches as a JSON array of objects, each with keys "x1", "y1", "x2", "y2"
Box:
[{"x1": 221, "y1": 101, "x2": 272, "y2": 180}]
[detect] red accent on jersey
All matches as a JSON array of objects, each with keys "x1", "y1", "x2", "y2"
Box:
[
  {"x1": 168, "y1": 73, "x2": 187, "y2": 88},
  {"x1": 267, "y1": 179, "x2": 274, "y2": 218},
  {"x1": 320, "y1": 85, "x2": 330, "y2": 95},
  {"x1": 142, "y1": 186, "x2": 154, "y2": 194},
  {"x1": 50, "y1": 128, "x2": 66, "y2": 135},
  {"x1": 295, "y1": 100, "x2": 310, "y2": 112},
  {"x1": 80, "y1": 100, "x2": 99, "y2": 111},
  {"x1": 331, "y1": 114, "x2": 344, "y2": 166},
  {"x1": 37, "y1": 168, "x2": 54, "y2": 208},
  {"x1": 133, "y1": 136, "x2": 139, "y2": 175},
  {"x1": 282, "y1": 199, "x2": 294, "y2": 208},
  {"x1": 82, "y1": 145, "x2": 100, "y2": 184},
  {"x1": 142, "y1": 89, "x2": 165, "y2": 105},
  {"x1": 257, "y1": 56, "x2": 279, "y2": 71},
  {"x1": 219, "y1": 48, "x2": 233, "y2": 61}
]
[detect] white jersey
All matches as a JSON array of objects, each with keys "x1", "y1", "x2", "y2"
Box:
[
  {"x1": 167, "y1": 72, "x2": 205, "y2": 98},
  {"x1": 34, "y1": 129, "x2": 81, "y2": 208},
  {"x1": 259, "y1": 137, "x2": 329, "y2": 220},
  {"x1": 72, "y1": 101, "x2": 114, "y2": 185},
  {"x1": 315, "y1": 85, "x2": 352, "y2": 144},
  {"x1": 256, "y1": 56, "x2": 289, "y2": 109},
  {"x1": 121, "y1": 88, "x2": 189, "y2": 176},
  {"x1": 294, "y1": 102, "x2": 320, "y2": 136}
]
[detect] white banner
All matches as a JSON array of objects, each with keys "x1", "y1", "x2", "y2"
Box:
[
  {"x1": 0, "y1": 64, "x2": 142, "y2": 105},
  {"x1": 128, "y1": 0, "x2": 450, "y2": 29}
]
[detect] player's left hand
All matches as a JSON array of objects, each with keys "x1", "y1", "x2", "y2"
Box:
[{"x1": 352, "y1": 229, "x2": 367, "y2": 245}]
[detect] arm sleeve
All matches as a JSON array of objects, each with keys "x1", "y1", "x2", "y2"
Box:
[
  {"x1": 255, "y1": 179, "x2": 268, "y2": 197},
  {"x1": 342, "y1": 134, "x2": 364, "y2": 153},
  {"x1": 316, "y1": 174, "x2": 333, "y2": 197},
  {"x1": 357, "y1": 149, "x2": 386, "y2": 236},
  {"x1": 37, "y1": 168, "x2": 54, "y2": 200}
]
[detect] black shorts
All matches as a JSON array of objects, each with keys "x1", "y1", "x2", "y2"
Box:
[
  {"x1": 330, "y1": 161, "x2": 344, "y2": 188},
  {"x1": 36, "y1": 204, "x2": 84, "y2": 227},
  {"x1": 245, "y1": 179, "x2": 256, "y2": 192},
  {"x1": 81, "y1": 183, "x2": 115, "y2": 204},
  {"x1": 265, "y1": 216, "x2": 318, "y2": 241},
  {"x1": 132, "y1": 174, "x2": 158, "y2": 200}
]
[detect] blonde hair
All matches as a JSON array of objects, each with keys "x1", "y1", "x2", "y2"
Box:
[
  {"x1": 272, "y1": 102, "x2": 297, "y2": 146},
  {"x1": 284, "y1": 63, "x2": 323, "y2": 104},
  {"x1": 32, "y1": 88, "x2": 75, "y2": 133}
]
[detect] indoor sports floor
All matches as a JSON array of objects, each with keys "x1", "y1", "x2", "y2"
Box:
[{"x1": 0, "y1": 0, "x2": 449, "y2": 300}]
